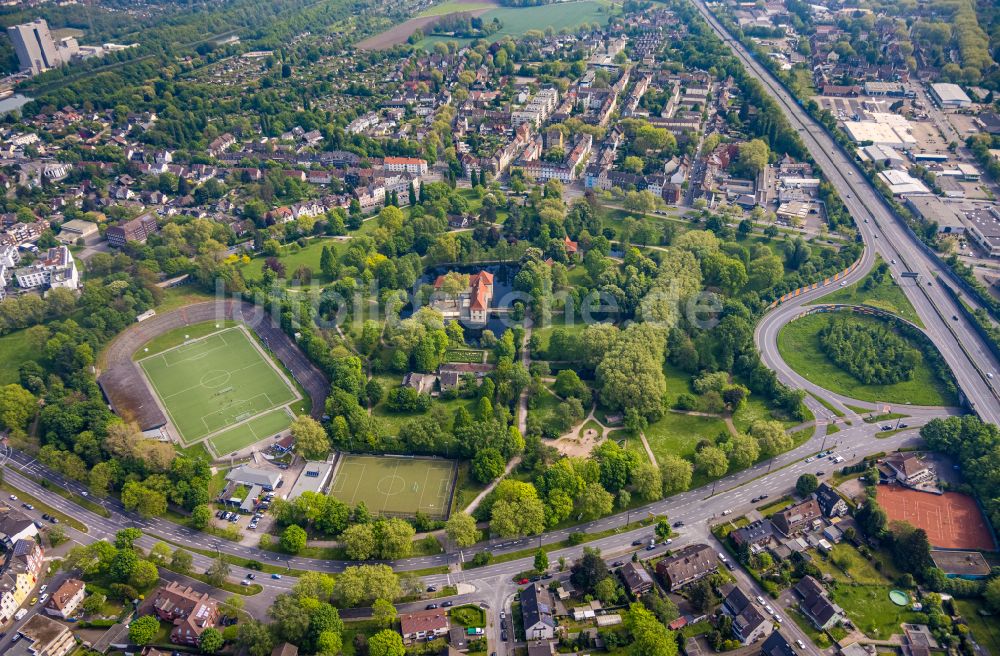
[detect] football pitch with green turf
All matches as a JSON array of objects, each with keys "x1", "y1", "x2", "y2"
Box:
[
  {"x1": 137, "y1": 325, "x2": 300, "y2": 447},
  {"x1": 329, "y1": 455, "x2": 457, "y2": 520}
]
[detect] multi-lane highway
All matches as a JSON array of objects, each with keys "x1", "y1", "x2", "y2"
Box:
[{"x1": 689, "y1": 0, "x2": 1000, "y2": 426}]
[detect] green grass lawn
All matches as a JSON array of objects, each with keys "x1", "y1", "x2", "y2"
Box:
[
  {"x1": 788, "y1": 607, "x2": 832, "y2": 648},
  {"x1": 732, "y1": 396, "x2": 800, "y2": 432},
  {"x1": 532, "y1": 315, "x2": 589, "y2": 358},
  {"x1": 371, "y1": 378, "x2": 475, "y2": 438},
  {"x1": 955, "y1": 600, "x2": 1000, "y2": 656},
  {"x1": 0, "y1": 329, "x2": 34, "y2": 385},
  {"x1": 341, "y1": 620, "x2": 382, "y2": 656},
  {"x1": 643, "y1": 411, "x2": 728, "y2": 463},
  {"x1": 578, "y1": 419, "x2": 603, "y2": 438},
  {"x1": 241, "y1": 238, "x2": 345, "y2": 284},
  {"x1": 450, "y1": 604, "x2": 486, "y2": 627},
  {"x1": 661, "y1": 361, "x2": 694, "y2": 407},
  {"x1": 817, "y1": 257, "x2": 923, "y2": 327},
  {"x1": 829, "y1": 584, "x2": 924, "y2": 639},
  {"x1": 812, "y1": 544, "x2": 890, "y2": 585},
  {"x1": 527, "y1": 385, "x2": 562, "y2": 428},
  {"x1": 452, "y1": 461, "x2": 488, "y2": 512},
  {"x1": 175, "y1": 441, "x2": 213, "y2": 461},
  {"x1": 777, "y1": 313, "x2": 957, "y2": 407},
  {"x1": 156, "y1": 285, "x2": 217, "y2": 312}
]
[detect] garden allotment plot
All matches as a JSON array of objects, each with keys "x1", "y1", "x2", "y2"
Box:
[
  {"x1": 329, "y1": 455, "x2": 456, "y2": 520},
  {"x1": 138, "y1": 326, "x2": 299, "y2": 446}
]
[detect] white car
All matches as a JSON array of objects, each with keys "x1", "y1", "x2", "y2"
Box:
[
  {"x1": 39, "y1": 593, "x2": 49, "y2": 605},
  {"x1": 39, "y1": 585, "x2": 47, "y2": 593},
  {"x1": 796, "y1": 640, "x2": 805, "y2": 649},
  {"x1": 8, "y1": 495, "x2": 16, "y2": 501},
  {"x1": 755, "y1": 596, "x2": 764, "y2": 604},
  {"x1": 764, "y1": 605, "x2": 774, "y2": 615}
]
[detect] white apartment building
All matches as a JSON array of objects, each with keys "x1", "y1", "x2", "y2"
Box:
[{"x1": 14, "y1": 245, "x2": 79, "y2": 291}]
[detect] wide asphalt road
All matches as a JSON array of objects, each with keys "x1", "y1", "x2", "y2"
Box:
[{"x1": 690, "y1": 0, "x2": 1000, "y2": 425}]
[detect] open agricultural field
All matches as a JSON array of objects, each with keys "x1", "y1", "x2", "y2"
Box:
[
  {"x1": 418, "y1": 0, "x2": 498, "y2": 17},
  {"x1": 137, "y1": 324, "x2": 299, "y2": 445},
  {"x1": 415, "y1": 0, "x2": 614, "y2": 49}
]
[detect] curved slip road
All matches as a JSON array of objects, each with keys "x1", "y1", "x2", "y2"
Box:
[{"x1": 690, "y1": 0, "x2": 1000, "y2": 425}]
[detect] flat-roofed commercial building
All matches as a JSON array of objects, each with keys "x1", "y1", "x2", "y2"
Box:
[
  {"x1": 964, "y1": 206, "x2": 1000, "y2": 258},
  {"x1": 929, "y1": 83, "x2": 972, "y2": 109}
]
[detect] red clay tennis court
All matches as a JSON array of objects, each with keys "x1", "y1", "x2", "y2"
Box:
[{"x1": 878, "y1": 486, "x2": 996, "y2": 551}]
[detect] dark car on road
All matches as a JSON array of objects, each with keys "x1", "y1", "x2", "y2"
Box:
[
  {"x1": 673, "y1": 521, "x2": 684, "y2": 528},
  {"x1": 425, "y1": 604, "x2": 438, "y2": 610}
]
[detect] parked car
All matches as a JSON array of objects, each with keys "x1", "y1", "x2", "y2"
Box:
[
  {"x1": 41, "y1": 514, "x2": 51, "y2": 521},
  {"x1": 501, "y1": 633, "x2": 508, "y2": 642},
  {"x1": 815, "y1": 471, "x2": 825, "y2": 477},
  {"x1": 426, "y1": 586, "x2": 437, "y2": 592},
  {"x1": 49, "y1": 517, "x2": 58, "y2": 524},
  {"x1": 21, "y1": 503, "x2": 33, "y2": 510}
]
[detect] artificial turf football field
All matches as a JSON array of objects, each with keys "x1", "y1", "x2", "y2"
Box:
[
  {"x1": 138, "y1": 326, "x2": 299, "y2": 445},
  {"x1": 329, "y1": 454, "x2": 456, "y2": 519}
]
